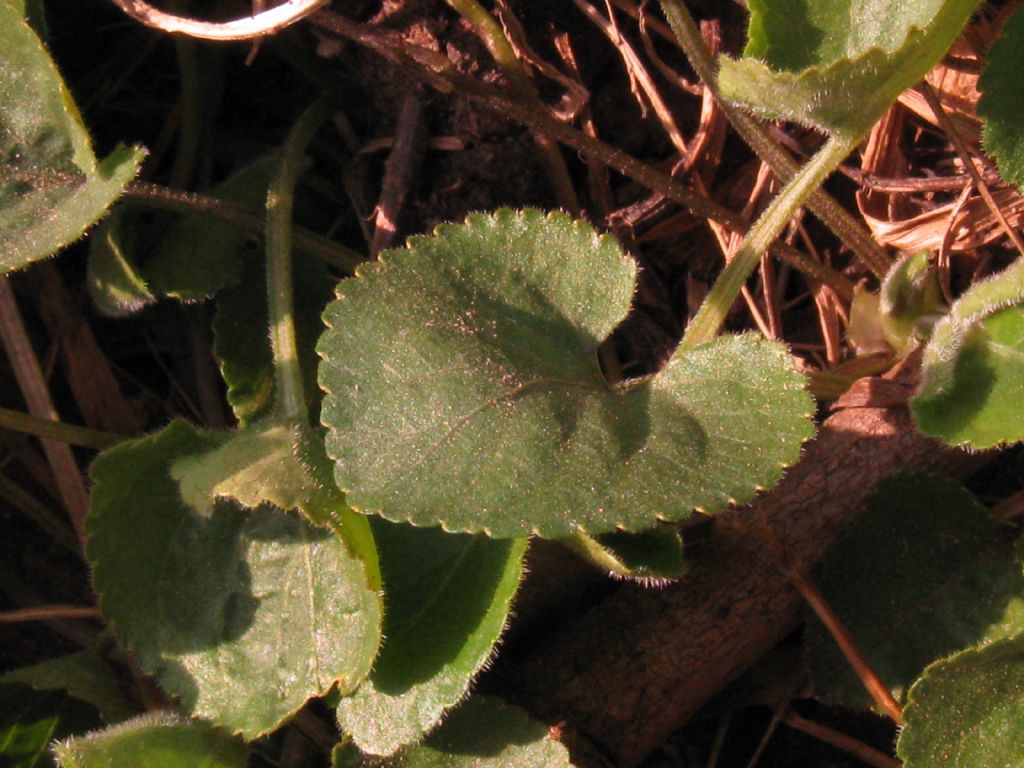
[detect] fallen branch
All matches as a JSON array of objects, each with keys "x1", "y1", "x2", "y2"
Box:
[{"x1": 502, "y1": 360, "x2": 980, "y2": 766}]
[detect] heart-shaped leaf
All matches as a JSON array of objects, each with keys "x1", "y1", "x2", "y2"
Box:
[
  {"x1": 53, "y1": 712, "x2": 246, "y2": 768},
  {"x1": 337, "y1": 520, "x2": 527, "y2": 755},
  {"x1": 0, "y1": 1, "x2": 142, "y2": 273},
  {"x1": 318, "y1": 209, "x2": 813, "y2": 538},
  {"x1": 718, "y1": 0, "x2": 980, "y2": 137},
  {"x1": 806, "y1": 473, "x2": 1024, "y2": 710},
  {"x1": 979, "y1": 5, "x2": 1024, "y2": 191},
  {"x1": 897, "y1": 635, "x2": 1024, "y2": 767},
  {"x1": 333, "y1": 696, "x2": 573, "y2": 768},
  {"x1": 913, "y1": 257, "x2": 1024, "y2": 447},
  {"x1": 87, "y1": 421, "x2": 382, "y2": 738}
]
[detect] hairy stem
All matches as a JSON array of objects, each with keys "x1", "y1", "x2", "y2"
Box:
[
  {"x1": 659, "y1": 0, "x2": 891, "y2": 278},
  {"x1": 681, "y1": 134, "x2": 859, "y2": 348},
  {"x1": 267, "y1": 94, "x2": 336, "y2": 420}
]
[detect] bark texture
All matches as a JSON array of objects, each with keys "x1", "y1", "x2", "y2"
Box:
[{"x1": 505, "y1": 364, "x2": 979, "y2": 767}]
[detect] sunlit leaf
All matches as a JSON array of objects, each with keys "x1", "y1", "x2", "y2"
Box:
[
  {"x1": 979, "y1": 4, "x2": 1024, "y2": 191},
  {"x1": 337, "y1": 520, "x2": 526, "y2": 755},
  {"x1": 0, "y1": 1, "x2": 142, "y2": 273},
  {"x1": 913, "y1": 257, "x2": 1024, "y2": 447},
  {"x1": 897, "y1": 635, "x2": 1024, "y2": 767},
  {"x1": 318, "y1": 209, "x2": 813, "y2": 538},
  {"x1": 718, "y1": 0, "x2": 980, "y2": 137},
  {"x1": 332, "y1": 697, "x2": 573, "y2": 767},
  {"x1": 807, "y1": 473, "x2": 1024, "y2": 709},
  {"x1": 53, "y1": 712, "x2": 246, "y2": 768},
  {"x1": 87, "y1": 421, "x2": 382, "y2": 738}
]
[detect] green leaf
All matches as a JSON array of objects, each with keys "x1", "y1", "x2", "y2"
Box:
[
  {"x1": 563, "y1": 528, "x2": 686, "y2": 582},
  {"x1": 0, "y1": 1, "x2": 142, "y2": 273},
  {"x1": 897, "y1": 635, "x2": 1024, "y2": 767},
  {"x1": 979, "y1": 5, "x2": 1024, "y2": 191},
  {"x1": 1, "y1": 646, "x2": 137, "y2": 724},
  {"x1": 86, "y1": 207, "x2": 156, "y2": 316},
  {"x1": 87, "y1": 421, "x2": 382, "y2": 738},
  {"x1": 913, "y1": 257, "x2": 1024, "y2": 447},
  {"x1": 0, "y1": 683, "x2": 100, "y2": 768},
  {"x1": 53, "y1": 712, "x2": 246, "y2": 768},
  {"x1": 718, "y1": 0, "x2": 981, "y2": 137},
  {"x1": 213, "y1": 246, "x2": 332, "y2": 425},
  {"x1": 144, "y1": 157, "x2": 275, "y2": 300},
  {"x1": 806, "y1": 473, "x2": 1024, "y2": 710},
  {"x1": 318, "y1": 209, "x2": 813, "y2": 538},
  {"x1": 337, "y1": 520, "x2": 526, "y2": 755},
  {"x1": 333, "y1": 696, "x2": 573, "y2": 767}
]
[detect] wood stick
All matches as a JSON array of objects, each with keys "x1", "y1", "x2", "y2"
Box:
[{"x1": 501, "y1": 360, "x2": 978, "y2": 767}]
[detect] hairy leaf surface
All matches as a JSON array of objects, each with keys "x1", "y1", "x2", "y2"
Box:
[
  {"x1": 897, "y1": 635, "x2": 1024, "y2": 767},
  {"x1": 807, "y1": 474, "x2": 1024, "y2": 709},
  {"x1": 333, "y1": 697, "x2": 573, "y2": 767},
  {"x1": 319, "y1": 209, "x2": 813, "y2": 538},
  {"x1": 337, "y1": 520, "x2": 526, "y2": 755},
  {"x1": 718, "y1": 0, "x2": 980, "y2": 136},
  {"x1": 87, "y1": 421, "x2": 382, "y2": 738},
  {"x1": 979, "y1": 5, "x2": 1024, "y2": 191},
  {"x1": 53, "y1": 712, "x2": 246, "y2": 768},
  {"x1": 913, "y1": 257, "x2": 1024, "y2": 447},
  {"x1": 0, "y1": 1, "x2": 142, "y2": 273}
]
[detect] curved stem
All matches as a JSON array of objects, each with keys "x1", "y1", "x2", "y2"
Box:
[
  {"x1": 109, "y1": 0, "x2": 329, "y2": 41},
  {"x1": 0, "y1": 407, "x2": 123, "y2": 449},
  {"x1": 124, "y1": 181, "x2": 364, "y2": 273},
  {"x1": 659, "y1": 0, "x2": 891, "y2": 279},
  {"x1": 682, "y1": 133, "x2": 859, "y2": 349},
  {"x1": 267, "y1": 94, "x2": 336, "y2": 420}
]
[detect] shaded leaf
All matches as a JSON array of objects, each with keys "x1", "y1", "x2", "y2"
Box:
[
  {"x1": 718, "y1": 0, "x2": 980, "y2": 136},
  {"x1": 86, "y1": 207, "x2": 155, "y2": 316},
  {"x1": 0, "y1": 1, "x2": 142, "y2": 273},
  {"x1": 318, "y1": 209, "x2": 813, "y2": 538},
  {"x1": 333, "y1": 696, "x2": 573, "y2": 767},
  {"x1": 337, "y1": 520, "x2": 526, "y2": 755},
  {"x1": 87, "y1": 421, "x2": 382, "y2": 738},
  {"x1": 563, "y1": 528, "x2": 686, "y2": 582},
  {"x1": 213, "y1": 246, "x2": 332, "y2": 425},
  {"x1": 913, "y1": 256, "x2": 1024, "y2": 447},
  {"x1": 897, "y1": 635, "x2": 1024, "y2": 767},
  {"x1": 0, "y1": 684, "x2": 100, "y2": 768},
  {"x1": 1, "y1": 646, "x2": 137, "y2": 724},
  {"x1": 979, "y1": 5, "x2": 1024, "y2": 191},
  {"x1": 807, "y1": 473, "x2": 1024, "y2": 709},
  {"x1": 144, "y1": 157, "x2": 274, "y2": 300},
  {"x1": 53, "y1": 712, "x2": 246, "y2": 768}
]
